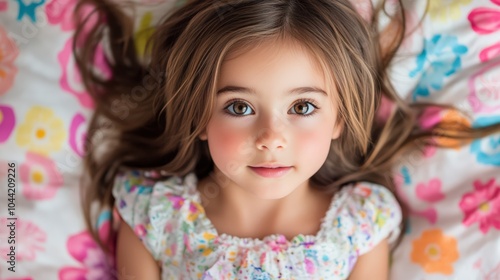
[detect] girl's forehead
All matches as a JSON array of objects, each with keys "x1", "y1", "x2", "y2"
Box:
[
  {"x1": 224, "y1": 37, "x2": 326, "y2": 73},
  {"x1": 220, "y1": 37, "x2": 333, "y2": 93}
]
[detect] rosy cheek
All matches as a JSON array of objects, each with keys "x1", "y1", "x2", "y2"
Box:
[
  {"x1": 295, "y1": 127, "x2": 332, "y2": 162},
  {"x1": 206, "y1": 122, "x2": 251, "y2": 165}
]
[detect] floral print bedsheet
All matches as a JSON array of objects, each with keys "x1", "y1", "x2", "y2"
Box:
[{"x1": 0, "y1": 0, "x2": 499, "y2": 279}]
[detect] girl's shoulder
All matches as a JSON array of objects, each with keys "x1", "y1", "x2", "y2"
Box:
[
  {"x1": 321, "y1": 182, "x2": 402, "y2": 255},
  {"x1": 112, "y1": 170, "x2": 206, "y2": 261},
  {"x1": 112, "y1": 170, "x2": 200, "y2": 202}
]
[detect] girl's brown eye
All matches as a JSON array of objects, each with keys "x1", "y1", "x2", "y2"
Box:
[
  {"x1": 234, "y1": 102, "x2": 248, "y2": 114},
  {"x1": 225, "y1": 101, "x2": 253, "y2": 116},
  {"x1": 293, "y1": 103, "x2": 308, "y2": 114},
  {"x1": 290, "y1": 102, "x2": 315, "y2": 115}
]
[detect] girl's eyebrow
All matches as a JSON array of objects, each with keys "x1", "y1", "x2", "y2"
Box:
[{"x1": 217, "y1": 86, "x2": 327, "y2": 96}]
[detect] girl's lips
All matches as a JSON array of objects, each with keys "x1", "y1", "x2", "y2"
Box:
[{"x1": 249, "y1": 166, "x2": 292, "y2": 178}]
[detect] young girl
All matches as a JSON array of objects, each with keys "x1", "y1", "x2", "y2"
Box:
[{"x1": 74, "y1": 0, "x2": 500, "y2": 279}]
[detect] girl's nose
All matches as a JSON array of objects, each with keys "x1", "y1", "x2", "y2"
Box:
[{"x1": 255, "y1": 115, "x2": 287, "y2": 151}]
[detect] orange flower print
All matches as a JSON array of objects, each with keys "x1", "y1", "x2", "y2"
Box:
[
  {"x1": 0, "y1": 26, "x2": 19, "y2": 95},
  {"x1": 419, "y1": 107, "x2": 472, "y2": 149},
  {"x1": 411, "y1": 229, "x2": 460, "y2": 275},
  {"x1": 435, "y1": 110, "x2": 472, "y2": 149}
]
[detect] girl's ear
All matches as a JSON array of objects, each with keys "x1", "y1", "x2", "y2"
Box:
[
  {"x1": 199, "y1": 131, "x2": 208, "y2": 141},
  {"x1": 332, "y1": 121, "x2": 343, "y2": 140}
]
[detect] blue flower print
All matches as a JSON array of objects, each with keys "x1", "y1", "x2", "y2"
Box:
[
  {"x1": 470, "y1": 116, "x2": 500, "y2": 166},
  {"x1": 15, "y1": 0, "x2": 45, "y2": 22},
  {"x1": 251, "y1": 266, "x2": 272, "y2": 280},
  {"x1": 409, "y1": 34, "x2": 468, "y2": 101}
]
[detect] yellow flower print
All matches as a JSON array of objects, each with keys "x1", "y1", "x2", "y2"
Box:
[
  {"x1": 428, "y1": 0, "x2": 472, "y2": 23},
  {"x1": 375, "y1": 209, "x2": 388, "y2": 228},
  {"x1": 187, "y1": 202, "x2": 205, "y2": 222},
  {"x1": 134, "y1": 12, "x2": 156, "y2": 57},
  {"x1": 197, "y1": 244, "x2": 213, "y2": 256},
  {"x1": 411, "y1": 229, "x2": 460, "y2": 275},
  {"x1": 203, "y1": 232, "x2": 216, "y2": 241},
  {"x1": 227, "y1": 251, "x2": 237, "y2": 262},
  {"x1": 16, "y1": 106, "x2": 66, "y2": 155}
]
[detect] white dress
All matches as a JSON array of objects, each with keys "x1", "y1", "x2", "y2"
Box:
[{"x1": 113, "y1": 170, "x2": 402, "y2": 279}]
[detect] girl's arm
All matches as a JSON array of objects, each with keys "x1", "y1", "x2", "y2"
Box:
[
  {"x1": 116, "y1": 221, "x2": 161, "y2": 279},
  {"x1": 348, "y1": 239, "x2": 389, "y2": 280}
]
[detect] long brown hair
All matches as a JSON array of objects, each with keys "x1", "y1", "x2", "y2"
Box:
[{"x1": 74, "y1": 0, "x2": 500, "y2": 250}]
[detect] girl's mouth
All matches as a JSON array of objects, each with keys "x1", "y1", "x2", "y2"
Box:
[{"x1": 248, "y1": 166, "x2": 292, "y2": 178}]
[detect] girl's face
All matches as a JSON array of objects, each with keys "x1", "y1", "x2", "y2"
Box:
[{"x1": 200, "y1": 39, "x2": 341, "y2": 199}]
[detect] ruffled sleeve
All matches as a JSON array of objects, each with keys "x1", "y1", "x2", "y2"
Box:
[
  {"x1": 341, "y1": 183, "x2": 403, "y2": 255},
  {"x1": 112, "y1": 171, "x2": 169, "y2": 260},
  {"x1": 113, "y1": 170, "x2": 207, "y2": 263}
]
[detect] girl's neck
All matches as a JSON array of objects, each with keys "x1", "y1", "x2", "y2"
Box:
[{"x1": 198, "y1": 170, "x2": 333, "y2": 240}]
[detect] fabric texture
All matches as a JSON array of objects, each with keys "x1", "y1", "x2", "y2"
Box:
[
  {"x1": 0, "y1": 0, "x2": 499, "y2": 279},
  {"x1": 113, "y1": 171, "x2": 402, "y2": 279}
]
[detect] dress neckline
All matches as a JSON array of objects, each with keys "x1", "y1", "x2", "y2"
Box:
[{"x1": 170, "y1": 172, "x2": 353, "y2": 248}]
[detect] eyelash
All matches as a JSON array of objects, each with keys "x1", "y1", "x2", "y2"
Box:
[{"x1": 223, "y1": 98, "x2": 320, "y2": 118}]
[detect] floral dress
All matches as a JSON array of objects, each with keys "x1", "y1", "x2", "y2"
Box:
[{"x1": 112, "y1": 171, "x2": 402, "y2": 280}]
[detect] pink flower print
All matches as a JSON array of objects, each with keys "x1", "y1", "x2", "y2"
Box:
[
  {"x1": 0, "y1": 26, "x2": 19, "y2": 95},
  {"x1": 0, "y1": 218, "x2": 46, "y2": 261},
  {"x1": 0, "y1": 105, "x2": 15, "y2": 143},
  {"x1": 46, "y1": 0, "x2": 77, "y2": 30},
  {"x1": 469, "y1": 7, "x2": 500, "y2": 34},
  {"x1": 416, "y1": 178, "x2": 445, "y2": 203},
  {"x1": 183, "y1": 234, "x2": 193, "y2": 253},
  {"x1": 376, "y1": 95, "x2": 393, "y2": 123},
  {"x1": 305, "y1": 258, "x2": 316, "y2": 274},
  {"x1": 267, "y1": 235, "x2": 288, "y2": 252},
  {"x1": 459, "y1": 178, "x2": 500, "y2": 234},
  {"x1": 469, "y1": 4, "x2": 500, "y2": 62},
  {"x1": 134, "y1": 224, "x2": 147, "y2": 239},
  {"x1": 187, "y1": 201, "x2": 204, "y2": 222},
  {"x1": 20, "y1": 152, "x2": 63, "y2": 200},
  {"x1": 59, "y1": 230, "x2": 116, "y2": 280},
  {"x1": 418, "y1": 107, "x2": 472, "y2": 148},
  {"x1": 473, "y1": 258, "x2": 500, "y2": 280},
  {"x1": 468, "y1": 59, "x2": 500, "y2": 114},
  {"x1": 58, "y1": 38, "x2": 93, "y2": 108},
  {"x1": 69, "y1": 113, "x2": 87, "y2": 157},
  {"x1": 479, "y1": 42, "x2": 500, "y2": 62},
  {"x1": 419, "y1": 106, "x2": 443, "y2": 129},
  {"x1": 58, "y1": 38, "x2": 111, "y2": 109},
  {"x1": 96, "y1": 210, "x2": 115, "y2": 253},
  {"x1": 423, "y1": 145, "x2": 437, "y2": 158},
  {"x1": 164, "y1": 242, "x2": 177, "y2": 257},
  {"x1": 46, "y1": 0, "x2": 97, "y2": 32},
  {"x1": 0, "y1": 1, "x2": 8, "y2": 11},
  {"x1": 168, "y1": 195, "x2": 185, "y2": 210},
  {"x1": 394, "y1": 168, "x2": 439, "y2": 225},
  {"x1": 484, "y1": 262, "x2": 500, "y2": 280}
]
